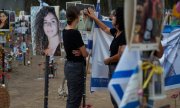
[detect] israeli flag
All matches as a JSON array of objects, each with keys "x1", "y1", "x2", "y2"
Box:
[
  {"x1": 90, "y1": 0, "x2": 114, "y2": 91},
  {"x1": 87, "y1": 0, "x2": 101, "y2": 51},
  {"x1": 90, "y1": 26, "x2": 113, "y2": 91},
  {"x1": 108, "y1": 47, "x2": 141, "y2": 108},
  {"x1": 95, "y1": 0, "x2": 102, "y2": 19},
  {"x1": 161, "y1": 28, "x2": 180, "y2": 90}
]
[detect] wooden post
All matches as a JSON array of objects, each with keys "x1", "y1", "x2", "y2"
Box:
[
  {"x1": 44, "y1": 56, "x2": 50, "y2": 108},
  {"x1": 2, "y1": 43, "x2": 5, "y2": 85}
]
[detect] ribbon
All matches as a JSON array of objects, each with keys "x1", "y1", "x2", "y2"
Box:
[
  {"x1": 141, "y1": 61, "x2": 163, "y2": 89},
  {"x1": 0, "y1": 32, "x2": 5, "y2": 35}
]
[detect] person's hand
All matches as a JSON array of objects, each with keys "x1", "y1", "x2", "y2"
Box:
[
  {"x1": 72, "y1": 50, "x2": 81, "y2": 56},
  {"x1": 85, "y1": 7, "x2": 96, "y2": 19},
  {"x1": 44, "y1": 48, "x2": 53, "y2": 56},
  {"x1": 104, "y1": 58, "x2": 111, "y2": 65}
]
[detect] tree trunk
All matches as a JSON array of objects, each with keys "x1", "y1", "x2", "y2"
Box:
[{"x1": 107, "y1": 0, "x2": 112, "y2": 14}]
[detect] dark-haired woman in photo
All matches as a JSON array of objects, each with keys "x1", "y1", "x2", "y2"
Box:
[
  {"x1": 0, "y1": 11, "x2": 9, "y2": 29},
  {"x1": 35, "y1": 6, "x2": 61, "y2": 56},
  {"x1": 86, "y1": 7, "x2": 126, "y2": 108},
  {"x1": 63, "y1": 6, "x2": 88, "y2": 108}
]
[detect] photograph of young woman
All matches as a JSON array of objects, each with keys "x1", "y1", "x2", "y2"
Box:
[{"x1": 34, "y1": 6, "x2": 61, "y2": 56}]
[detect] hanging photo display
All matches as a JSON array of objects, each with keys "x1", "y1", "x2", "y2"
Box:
[
  {"x1": 75, "y1": 3, "x2": 95, "y2": 45},
  {"x1": 0, "y1": 10, "x2": 10, "y2": 31},
  {"x1": 9, "y1": 11, "x2": 16, "y2": 23},
  {"x1": 124, "y1": 0, "x2": 164, "y2": 51},
  {"x1": 76, "y1": 3, "x2": 94, "y2": 32},
  {"x1": 15, "y1": 15, "x2": 30, "y2": 34},
  {"x1": 14, "y1": 17, "x2": 21, "y2": 33},
  {"x1": 19, "y1": 15, "x2": 29, "y2": 34},
  {"x1": 0, "y1": 32, "x2": 6, "y2": 43},
  {"x1": 31, "y1": 6, "x2": 61, "y2": 56}
]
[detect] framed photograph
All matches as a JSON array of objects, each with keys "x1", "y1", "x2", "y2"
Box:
[
  {"x1": 20, "y1": 15, "x2": 29, "y2": 34},
  {"x1": 31, "y1": 6, "x2": 61, "y2": 56},
  {"x1": 76, "y1": 3, "x2": 95, "y2": 32},
  {"x1": 125, "y1": 0, "x2": 164, "y2": 51},
  {"x1": 0, "y1": 35, "x2": 6, "y2": 43},
  {"x1": 0, "y1": 10, "x2": 10, "y2": 31}
]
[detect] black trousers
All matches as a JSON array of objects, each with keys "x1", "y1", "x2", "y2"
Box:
[{"x1": 64, "y1": 61, "x2": 85, "y2": 108}]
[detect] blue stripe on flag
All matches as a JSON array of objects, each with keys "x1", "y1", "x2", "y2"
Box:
[
  {"x1": 112, "y1": 84, "x2": 124, "y2": 100},
  {"x1": 112, "y1": 67, "x2": 139, "y2": 79},
  {"x1": 165, "y1": 75, "x2": 180, "y2": 86},
  {"x1": 122, "y1": 100, "x2": 140, "y2": 108},
  {"x1": 87, "y1": 40, "x2": 93, "y2": 49},
  {"x1": 163, "y1": 25, "x2": 180, "y2": 33},
  {"x1": 91, "y1": 78, "x2": 109, "y2": 87},
  {"x1": 95, "y1": 20, "x2": 113, "y2": 28},
  {"x1": 95, "y1": 2, "x2": 102, "y2": 19}
]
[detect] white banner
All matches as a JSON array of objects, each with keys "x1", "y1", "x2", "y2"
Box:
[{"x1": 90, "y1": 27, "x2": 113, "y2": 91}]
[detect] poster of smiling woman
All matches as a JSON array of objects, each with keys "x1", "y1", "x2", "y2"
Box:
[
  {"x1": 0, "y1": 10, "x2": 9, "y2": 31},
  {"x1": 31, "y1": 6, "x2": 61, "y2": 56}
]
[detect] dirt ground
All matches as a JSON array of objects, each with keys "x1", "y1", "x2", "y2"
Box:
[{"x1": 5, "y1": 53, "x2": 180, "y2": 108}]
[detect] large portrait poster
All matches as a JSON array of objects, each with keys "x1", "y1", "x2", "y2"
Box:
[
  {"x1": 31, "y1": 6, "x2": 61, "y2": 56},
  {"x1": 0, "y1": 10, "x2": 10, "y2": 31},
  {"x1": 125, "y1": 0, "x2": 164, "y2": 51}
]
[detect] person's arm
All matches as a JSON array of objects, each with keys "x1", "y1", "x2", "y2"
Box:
[
  {"x1": 104, "y1": 53, "x2": 120, "y2": 65},
  {"x1": 44, "y1": 48, "x2": 53, "y2": 56},
  {"x1": 72, "y1": 31, "x2": 88, "y2": 58},
  {"x1": 104, "y1": 45, "x2": 126, "y2": 65},
  {"x1": 79, "y1": 45, "x2": 88, "y2": 57},
  {"x1": 86, "y1": 8, "x2": 111, "y2": 35}
]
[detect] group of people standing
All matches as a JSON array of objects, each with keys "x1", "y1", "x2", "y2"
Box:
[
  {"x1": 35, "y1": 5, "x2": 125, "y2": 108},
  {"x1": 57, "y1": 5, "x2": 126, "y2": 108},
  {"x1": 63, "y1": 6, "x2": 125, "y2": 108},
  {"x1": 35, "y1": 4, "x2": 163, "y2": 108}
]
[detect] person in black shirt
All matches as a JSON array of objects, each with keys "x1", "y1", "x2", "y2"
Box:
[
  {"x1": 86, "y1": 7, "x2": 126, "y2": 108},
  {"x1": 63, "y1": 6, "x2": 88, "y2": 108}
]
